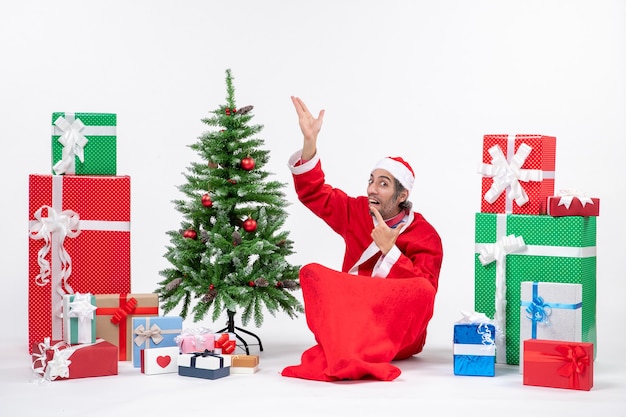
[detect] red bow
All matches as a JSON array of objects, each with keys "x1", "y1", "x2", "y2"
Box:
[
  {"x1": 215, "y1": 333, "x2": 236, "y2": 354},
  {"x1": 555, "y1": 344, "x2": 590, "y2": 388},
  {"x1": 110, "y1": 297, "x2": 138, "y2": 324}
]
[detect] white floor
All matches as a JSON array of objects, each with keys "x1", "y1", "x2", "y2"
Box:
[{"x1": 2, "y1": 326, "x2": 624, "y2": 417}]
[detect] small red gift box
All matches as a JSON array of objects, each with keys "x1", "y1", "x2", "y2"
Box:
[
  {"x1": 479, "y1": 134, "x2": 556, "y2": 215},
  {"x1": 31, "y1": 338, "x2": 118, "y2": 381},
  {"x1": 546, "y1": 193, "x2": 600, "y2": 217},
  {"x1": 214, "y1": 333, "x2": 236, "y2": 354},
  {"x1": 28, "y1": 175, "x2": 131, "y2": 353},
  {"x1": 523, "y1": 339, "x2": 593, "y2": 391}
]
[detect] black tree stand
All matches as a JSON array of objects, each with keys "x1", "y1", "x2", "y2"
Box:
[{"x1": 216, "y1": 310, "x2": 264, "y2": 355}]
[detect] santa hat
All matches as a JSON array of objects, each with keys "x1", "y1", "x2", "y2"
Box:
[{"x1": 372, "y1": 156, "x2": 415, "y2": 193}]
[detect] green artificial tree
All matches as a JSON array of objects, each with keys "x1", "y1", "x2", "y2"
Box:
[{"x1": 156, "y1": 69, "x2": 303, "y2": 352}]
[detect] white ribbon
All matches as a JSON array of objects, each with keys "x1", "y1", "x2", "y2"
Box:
[
  {"x1": 67, "y1": 293, "x2": 96, "y2": 321},
  {"x1": 66, "y1": 292, "x2": 96, "y2": 343},
  {"x1": 478, "y1": 142, "x2": 543, "y2": 210},
  {"x1": 52, "y1": 115, "x2": 88, "y2": 175},
  {"x1": 455, "y1": 311, "x2": 499, "y2": 352},
  {"x1": 456, "y1": 311, "x2": 492, "y2": 325},
  {"x1": 28, "y1": 205, "x2": 80, "y2": 289},
  {"x1": 557, "y1": 188, "x2": 595, "y2": 209},
  {"x1": 32, "y1": 338, "x2": 104, "y2": 382},
  {"x1": 29, "y1": 175, "x2": 131, "y2": 340},
  {"x1": 453, "y1": 343, "x2": 496, "y2": 356},
  {"x1": 31, "y1": 338, "x2": 69, "y2": 382},
  {"x1": 477, "y1": 234, "x2": 527, "y2": 363}
]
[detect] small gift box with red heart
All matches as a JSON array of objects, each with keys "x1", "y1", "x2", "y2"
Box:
[
  {"x1": 523, "y1": 339, "x2": 593, "y2": 391},
  {"x1": 132, "y1": 316, "x2": 183, "y2": 368},
  {"x1": 141, "y1": 346, "x2": 179, "y2": 375},
  {"x1": 214, "y1": 332, "x2": 237, "y2": 354},
  {"x1": 178, "y1": 351, "x2": 231, "y2": 380}
]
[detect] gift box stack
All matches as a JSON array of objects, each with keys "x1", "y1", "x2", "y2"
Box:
[
  {"x1": 27, "y1": 112, "x2": 187, "y2": 381},
  {"x1": 172, "y1": 328, "x2": 260, "y2": 379},
  {"x1": 472, "y1": 134, "x2": 598, "y2": 390}
]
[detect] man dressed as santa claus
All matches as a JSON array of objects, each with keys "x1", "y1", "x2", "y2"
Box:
[{"x1": 282, "y1": 96, "x2": 444, "y2": 381}]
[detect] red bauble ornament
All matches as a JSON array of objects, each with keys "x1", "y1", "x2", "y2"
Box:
[
  {"x1": 209, "y1": 284, "x2": 214, "y2": 290},
  {"x1": 201, "y1": 193, "x2": 213, "y2": 207},
  {"x1": 248, "y1": 280, "x2": 255, "y2": 287},
  {"x1": 183, "y1": 229, "x2": 197, "y2": 239},
  {"x1": 240, "y1": 156, "x2": 255, "y2": 171},
  {"x1": 242, "y1": 218, "x2": 257, "y2": 232}
]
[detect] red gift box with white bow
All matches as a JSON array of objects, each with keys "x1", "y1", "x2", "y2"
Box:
[
  {"x1": 31, "y1": 338, "x2": 118, "y2": 381},
  {"x1": 28, "y1": 175, "x2": 131, "y2": 353},
  {"x1": 546, "y1": 191, "x2": 600, "y2": 217},
  {"x1": 478, "y1": 134, "x2": 556, "y2": 215}
]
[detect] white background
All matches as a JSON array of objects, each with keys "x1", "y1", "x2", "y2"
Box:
[{"x1": 1, "y1": 1, "x2": 625, "y2": 415}]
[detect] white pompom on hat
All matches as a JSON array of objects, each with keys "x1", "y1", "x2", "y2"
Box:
[{"x1": 372, "y1": 156, "x2": 415, "y2": 193}]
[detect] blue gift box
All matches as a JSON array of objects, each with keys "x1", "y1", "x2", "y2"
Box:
[
  {"x1": 178, "y1": 352, "x2": 230, "y2": 380},
  {"x1": 453, "y1": 323, "x2": 496, "y2": 376},
  {"x1": 131, "y1": 316, "x2": 183, "y2": 368}
]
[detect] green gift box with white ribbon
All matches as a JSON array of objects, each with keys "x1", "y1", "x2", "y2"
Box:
[
  {"x1": 474, "y1": 213, "x2": 596, "y2": 365},
  {"x1": 51, "y1": 112, "x2": 117, "y2": 175}
]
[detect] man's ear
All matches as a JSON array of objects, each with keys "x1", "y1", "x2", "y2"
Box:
[{"x1": 399, "y1": 189, "x2": 409, "y2": 204}]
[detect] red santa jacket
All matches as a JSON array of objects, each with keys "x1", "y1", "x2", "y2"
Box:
[{"x1": 288, "y1": 151, "x2": 443, "y2": 291}]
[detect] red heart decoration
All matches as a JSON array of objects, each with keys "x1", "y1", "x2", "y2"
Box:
[{"x1": 156, "y1": 355, "x2": 171, "y2": 368}]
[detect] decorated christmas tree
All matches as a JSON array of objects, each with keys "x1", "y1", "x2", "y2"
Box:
[{"x1": 156, "y1": 69, "x2": 303, "y2": 340}]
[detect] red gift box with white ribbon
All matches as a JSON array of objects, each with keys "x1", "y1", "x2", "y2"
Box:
[
  {"x1": 28, "y1": 174, "x2": 131, "y2": 353},
  {"x1": 546, "y1": 190, "x2": 600, "y2": 217},
  {"x1": 478, "y1": 134, "x2": 556, "y2": 215},
  {"x1": 31, "y1": 338, "x2": 118, "y2": 381}
]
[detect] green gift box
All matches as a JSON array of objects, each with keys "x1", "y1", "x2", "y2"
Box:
[
  {"x1": 474, "y1": 212, "x2": 596, "y2": 365},
  {"x1": 51, "y1": 112, "x2": 117, "y2": 175}
]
